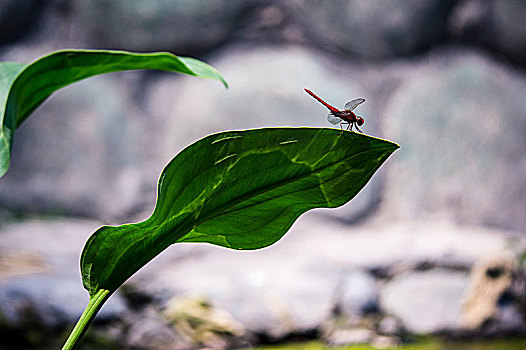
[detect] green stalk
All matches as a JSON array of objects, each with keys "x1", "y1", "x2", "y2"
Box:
[{"x1": 61, "y1": 289, "x2": 111, "y2": 350}]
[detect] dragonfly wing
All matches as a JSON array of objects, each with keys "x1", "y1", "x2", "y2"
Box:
[
  {"x1": 344, "y1": 98, "x2": 365, "y2": 111},
  {"x1": 327, "y1": 113, "x2": 342, "y2": 125}
]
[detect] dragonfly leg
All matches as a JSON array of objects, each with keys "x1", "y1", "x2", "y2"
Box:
[
  {"x1": 340, "y1": 122, "x2": 349, "y2": 134},
  {"x1": 354, "y1": 123, "x2": 363, "y2": 133}
]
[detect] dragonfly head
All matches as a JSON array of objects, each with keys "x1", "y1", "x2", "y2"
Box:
[{"x1": 356, "y1": 116, "x2": 364, "y2": 126}]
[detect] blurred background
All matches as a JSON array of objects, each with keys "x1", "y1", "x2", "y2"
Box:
[{"x1": 1, "y1": 0, "x2": 526, "y2": 349}]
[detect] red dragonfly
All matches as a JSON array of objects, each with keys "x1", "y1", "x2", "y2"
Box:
[{"x1": 305, "y1": 88, "x2": 365, "y2": 133}]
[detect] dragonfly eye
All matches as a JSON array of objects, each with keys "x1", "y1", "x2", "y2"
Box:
[{"x1": 357, "y1": 117, "x2": 364, "y2": 126}]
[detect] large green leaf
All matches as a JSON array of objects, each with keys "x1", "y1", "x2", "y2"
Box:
[
  {"x1": 0, "y1": 49, "x2": 227, "y2": 177},
  {"x1": 81, "y1": 127, "x2": 398, "y2": 296}
]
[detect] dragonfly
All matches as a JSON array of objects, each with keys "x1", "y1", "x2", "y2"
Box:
[{"x1": 304, "y1": 88, "x2": 365, "y2": 133}]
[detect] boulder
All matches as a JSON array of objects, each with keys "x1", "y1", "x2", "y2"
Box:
[
  {"x1": 379, "y1": 269, "x2": 470, "y2": 333},
  {"x1": 462, "y1": 253, "x2": 525, "y2": 333},
  {"x1": 0, "y1": 76, "x2": 151, "y2": 221},
  {"x1": 449, "y1": 0, "x2": 526, "y2": 65},
  {"x1": 286, "y1": 0, "x2": 455, "y2": 58},
  {"x1": 382, "y1": 49, "x2": 526, "y2": 232},
  {"x1": 0, "y1": 0, "x2": 42, "y2": 44},
  {"x1": 73, "y1": 0, "x2": 260, "y2": 53},
  {"x1": 0, "y1": 219, "x2": 126, "y2": 328}
]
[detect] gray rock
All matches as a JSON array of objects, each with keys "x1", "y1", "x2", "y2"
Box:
[
  {"x1": 491, "y1": 304, "x2": 526, "y2": 334},
  {"x1": 339, "y1": 269, "x2": 378, "y2": 313},
  {"x1": 287, "y1": 0, "x2": 455, "y2": 58},
  {"x1": 0, "y1": 76, "x2": 151, "y2": 221},
  {"x1": 382, "y1": 49, "x2": 526, "y2": 232},
  {"x1": 378, "y1": 315, "x2": 403, "y2": 335},
  {"x1": 379, "y1": 269, "x2": 471, "y2": 334},
  {"x1": 0, "y1": 218, "x2": 101, "y2": 273},
  {"x1": 0, "y1": 275, "x2": 125, "y2": 328},
  {"x1": 73, "y1": 0, "x2": 260, "y2": 53},
  {"x1": 449, "y1": 0, "x2": 526, "y2": 64},
  {"x1": 0, "y1": 0, "x2": 42, "y2": 44},
  {"x1": 0, "y1": 219, "x2": 126, "y2": 328},
  {"x1": 326, "y1": 328, "x2": 375, "y2": 346},
  {"x1": 124, "y1": 308, "x2": 193, "y2": 350},
  {"x1": 131, "y1": 241, "x2": 338, "y2": 335},
  {"x1": 286, "y1": 216, "x2": 524, "y2": 269},
  {"x1": 1, "y1": 215, "x2": 524, "y2": 339},
  {"x1": 129, "y1": 214, "x2": 525, "y2": 336}
]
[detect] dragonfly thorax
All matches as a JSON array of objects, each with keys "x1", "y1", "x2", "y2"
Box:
[{"x1": 340, "y1": 110, "x2": 358, "y2": 122}]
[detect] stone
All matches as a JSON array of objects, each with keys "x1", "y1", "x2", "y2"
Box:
[
  {"x1": 0, "y1": 0, "x2": 42, "y2": 44},
  {"x1": 0, "y1": 219, "x2": 126, "y2": 328},
  {"x1": 449, "y1": 0, "x2": 526, "y2": 64},
  {"x1": 0, "y1": 275, "x2": 125, "y2": 328},
  {"x1": 378, "y1": 315, "x2": 403, "y2": 335},
  {"x1": 129, "y1": 214, "x2": 525, "y2": 336},
  {"x1": 462, "y1": 253, "x2": 521, "y2": 331},
  {"x1": 1, "y1": 215, "x2": 525, "y2": 341},
  {"x1": 371, "y1": 334, "x2": 401, "y2": 349},
  {"x1": 124, "y1": 307, "x2": 193, "y2": 350},
  {"x1": 163, "y1": 295, "x2": 247, "y2": 349},
  {"x1": 130, "y1": 240, "x2": 338, "y2": 336},
  {"x1": 0, "y1": 218, "x2": 101, "y2": 273},
  {"x1": 379, "y1": 269, "x2": 471, "y2": 333},
  {"x1": 382, "y1": 49, "x2": 526, "y2": 232},
  {"x1": 0, "y1": 76, "x2": 150, "y2": 221},
  {"x1": 326, "y1": 327, "x2": 374, "y2": 346},
  {"x1": 72, "y1": 0, "x2": 260, "y2": 53},
  {"x1": 286, "y1": 0, "x2": 455, "y2": 58},
  {"x1": 339, "y1": 269, "x2": 378, "y2": 313},
  {"x1": 286, "y1": 216, "x2": 524, "y2": 270}
]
